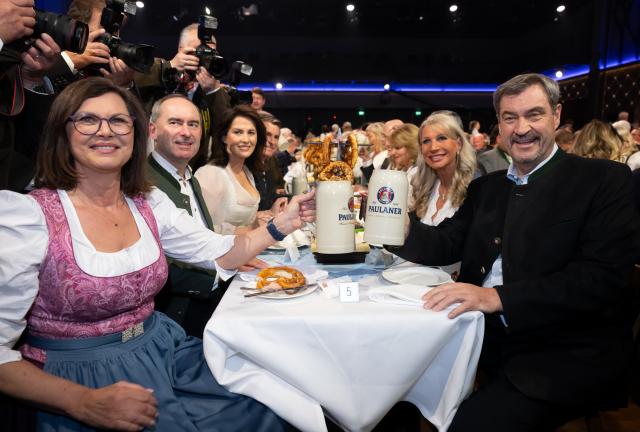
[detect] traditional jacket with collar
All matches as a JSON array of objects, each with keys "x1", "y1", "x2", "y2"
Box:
[
  {"x1": 147, "y1": 155, "x2": 221, "y2": 331},
  {"x1": 392, "y1": 151, "x2": 639, "y2": 408}
]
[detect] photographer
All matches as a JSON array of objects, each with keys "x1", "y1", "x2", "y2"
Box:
[
  {"x1": 136, "y1": 22, "x2": 231, "y2": 170},
  {"x1": 47, "y1": 0, "x2": 149, "y2": 91},
  {"x1": 1, "y1": 30, "x2": 62, "y2": 191}
]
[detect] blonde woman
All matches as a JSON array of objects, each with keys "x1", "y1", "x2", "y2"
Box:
[
  {"x1": 571, "y1": 119, "x2": 633, "y2": 163},
  {"x1": 409, "y1": 112, "x2": 476, "y2": 226},
  {"x1": 387, "y1": 123, "x2": 419, "y2": 172},
  {"x1": 361, "y1": 122, "x2": 387, "y2": 181}
]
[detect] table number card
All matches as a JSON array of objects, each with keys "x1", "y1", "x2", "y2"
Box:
[{"x1": 339, "y1": 282, "x2": 360, "y2": 302}]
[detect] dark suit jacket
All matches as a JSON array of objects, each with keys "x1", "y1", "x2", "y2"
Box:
[
  {"x1": 391, "y1": 151, "x2": 639, "y2": 408},
  {"x1": 147, "y1": 155, "x2": 227, "y2": 336}
]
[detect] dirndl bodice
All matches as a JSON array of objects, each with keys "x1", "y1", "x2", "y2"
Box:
[{"x1": 21, "y1": 189, "x2": 168, "y2": 364}]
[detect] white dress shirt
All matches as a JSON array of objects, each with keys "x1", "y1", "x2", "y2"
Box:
[
  {"x1": 0, "y1": 188, "x2": 237, "y2": 366},
  {"x1": 151, "y1": 151, "x2": 208, "y2": 228}
]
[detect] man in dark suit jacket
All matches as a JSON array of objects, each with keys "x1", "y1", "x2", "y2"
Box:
[
  {"x1": 391, "y1": 73, "x2": 640, "y2": 431},
  {"x1": 147, "y1": 93, "x2": 225, "y2": 337}
]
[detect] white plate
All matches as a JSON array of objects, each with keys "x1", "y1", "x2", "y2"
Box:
[
  {"x1": 253, "y1": 284, "x2": 319, "y2": 299},
  {"x1": 381, "y1": 266, "x2": 452, "y2": 286}
]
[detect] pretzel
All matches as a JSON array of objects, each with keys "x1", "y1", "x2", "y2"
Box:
[
  {"x1": 317, "y1": 161, "x2": 354, "y2": 182},
  {"x1": 256, "y1": 266, "x2": 306, "y2": 289},
  {"x1": 303, "y1": 142, "x2": 327, "y2": 173},
  {"x1": 343, "y1": 133, "x2": 359, "y2": 169}
]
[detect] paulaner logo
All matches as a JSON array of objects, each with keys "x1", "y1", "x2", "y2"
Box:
[{"x1": 377, "y1": 187, "x2": 394, "y2": 204}]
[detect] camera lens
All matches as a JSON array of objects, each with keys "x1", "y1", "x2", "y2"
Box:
[
  {"x1": 113, "y1": 42, "x2": 155, "y2": 73},
  {"x1": 34, "y1": 10, "x2": 89, "y2": 53}
]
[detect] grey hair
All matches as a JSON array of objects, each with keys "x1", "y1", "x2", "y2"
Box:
[
  {"x1": 409, "y1": 111, "x2": 476, "y2": 218},
  {"x1": 179, "y1": 23, "x2": 199, "y2": 48},
  {"x1": 493, "y1": 73, "x2": 561, "y2": 114},
  {"x1": 149, "y1": 94, "x2": 196, "y2": 123},
  {"x1": 259, "y1": 113, "x2": 281, "y2": 127}
]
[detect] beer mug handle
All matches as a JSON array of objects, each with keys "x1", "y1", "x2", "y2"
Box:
[{"x1": 285, "y1": 182, "x2": 293, "y2": 194}]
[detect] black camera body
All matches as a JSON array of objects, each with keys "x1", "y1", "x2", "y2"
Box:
[
  {"x1": 96, "y1": 0, "x2": 154, "y2": 73},
  {"x1": 194, "y1": 15, "x2": 228, "y2": 79},
  {"x1": 161, "y1": 15, "x2": 253, "y2": 105},
  {"x1": 7, "y1": 9, "x2": 88, "y2": 54}
]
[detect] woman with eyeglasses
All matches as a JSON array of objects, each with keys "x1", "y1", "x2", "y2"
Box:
[{"x1": 0, "y1": 77, "x2": 314, "y2": 431}]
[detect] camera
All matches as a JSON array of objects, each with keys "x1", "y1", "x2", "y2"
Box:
[
  {"x1": 7, "y1": 9, "x2": 89, "y2": 54},
  {"x1": 194, "y1": 15, "x2": 228, "y2": 79},
  {"x1": 95, "y1": 0, "x2": 154, "y2": 73},
  {"x1": 160, "y1": 15, "x2": 254, "y2": 104},
  {"x1": 226, "y1": 61, "x2": 254, "y2": 106}
]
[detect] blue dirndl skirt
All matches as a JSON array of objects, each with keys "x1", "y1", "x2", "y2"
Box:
[{"x1": 28, "y1": 312, "x2": 285, "y2": 432}]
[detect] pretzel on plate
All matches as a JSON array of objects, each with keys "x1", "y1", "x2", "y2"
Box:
[{"x1": 256, "y1": 266, "x2": 306, "y2": 289}]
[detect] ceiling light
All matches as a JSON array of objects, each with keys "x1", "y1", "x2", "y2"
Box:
[
  {"x1": 383, "y1": 83, "x2": 390, "y2": 91},
  {"x1": 555, "y1": 70, "x2": 564, "y2": 78},
  {"x1": 275, "y1": 82, "x2": 284, "y2": 90},
  {"x1": 205, "y1": 6, "x2": 211, "y2": 15},
  {"x1": 556, "y1": 5, "x2": 566, "y2": 13},
  {"x1": 135, "y1": 1, "x2": 144, "y2": 7},
  {"x1": 346, "y1": 4, "x2": 355, "y2": 12},
  {"x1": 449, "y1": 4, "x2": 458, "y2": 13}
]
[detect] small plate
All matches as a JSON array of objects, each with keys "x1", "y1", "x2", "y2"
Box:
[
  {"x1": 381, "y1": 266, "x2": 452, "y2": 286},
  {"x1": 253, "y1": 284, "x2": 319, "y2": 299}
]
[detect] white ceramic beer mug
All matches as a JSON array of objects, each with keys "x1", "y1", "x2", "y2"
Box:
[
  {"x1": 364, "y1": 169, "x2": 408, "y2": 246},
  {"x1": 285, "y1": 176, "x2": 309, "y2": 196},
  {"x1": 315, "y1": 180, "x2": 355, "y2": 253}
]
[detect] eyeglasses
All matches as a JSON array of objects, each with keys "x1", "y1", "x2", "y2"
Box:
[{"x1": 67, "y1": 113, "x2": 136, "y2": 136}]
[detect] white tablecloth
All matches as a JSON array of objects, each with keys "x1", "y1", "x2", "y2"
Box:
[{"x1": 203, "y1": 255, "x2": 484, "y2": 432}]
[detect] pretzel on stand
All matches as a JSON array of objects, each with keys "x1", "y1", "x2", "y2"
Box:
[
  {"x1": 342, "y1": 133, "x2": 359, "y2": 169},
  {"x1": 304, "y1": 133, "x2": 359, "y2": 182},
  {"x1": 256, "y1": 266, "x2": 306, "y2": 289},
  {"x1": 317, "y1": 161, "x2": 354, "y2": 182}
]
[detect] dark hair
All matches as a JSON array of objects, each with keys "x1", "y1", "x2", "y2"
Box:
[
  {"x1": 493, "y1": 73, "x2": 561, "y2": 114},
  {"x1": 252, "y1": 87, "x2": 265, "y2": 97},
  {"x1": 35, "y1": 77, "x2": 151, "y2": 196},
  {"x1": 209, "y1": 105, "x2": 265, "y2": 171}
]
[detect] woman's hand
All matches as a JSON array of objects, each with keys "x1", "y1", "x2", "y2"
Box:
[
  {"x1": 71, "y1": 381, "x2": 157, "y2": 431},
  {"x1": 273, "y1": 189, "x2": 315, "y2": 235}
]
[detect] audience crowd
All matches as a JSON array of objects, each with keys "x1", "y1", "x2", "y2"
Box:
[{"x1": 0, "y1": 1, "x2": 639, "y2": 431}]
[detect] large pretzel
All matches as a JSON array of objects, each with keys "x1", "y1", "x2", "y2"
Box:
[
  {"x1": 342, "y1": 133, "x2": 359, "y2": 169},
  {"x1": 317, "y1": 161, "x2": 354, "y2": 182},
  {"x1": 256, "y1": 266, "x2": 306, "y2": 289}
]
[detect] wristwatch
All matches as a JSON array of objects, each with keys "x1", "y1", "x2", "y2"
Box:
[{"x1": 266, "y1": 218, "x2": 287, "y2": 241}]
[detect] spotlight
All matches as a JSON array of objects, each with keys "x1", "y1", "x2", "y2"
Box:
[
  {"x1": 135, "y1": 1, "x2": 144, "y2": 8},
  {"x1": 383, "y1": 83, "x2": 390, "y2": 91},
  {"x1": 346, "y1": 4, "x2": 355, "y2": 12},
  {"x1": 205, "y1": 6, "x2": 211, "y2": 15},
  {"x1": 275, "y1": 82, "x2": 284, "y2": 90},
  {"x1": 555, "y1": 70, "x2": 564, "y2": 78},
  {"x1": 449, "y1": 4, "x2": 458, "y2": 12},
  {"x1": 556, "y1": 5, "x2": 566, "y2": 13},
  {"x1": 358, "y1": 110, "x2": 365, "y2": 116}
]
